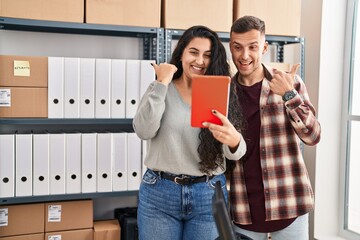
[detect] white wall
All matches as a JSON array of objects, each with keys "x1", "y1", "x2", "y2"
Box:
[{"x1": 301, "y1": 0, "x2": 348, "y2": 239}]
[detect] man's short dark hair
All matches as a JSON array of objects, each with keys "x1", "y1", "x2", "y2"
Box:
[{"x1": 231, "y1": 15, "x2": 266, "y2": 35}]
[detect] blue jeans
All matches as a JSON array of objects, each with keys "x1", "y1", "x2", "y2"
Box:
[
  {"x1": 137, "y1": 169, "x2": 228, "y2": 240},
  {"x1": 233, "y1": 213, "x2": 309, "y2": 240}
]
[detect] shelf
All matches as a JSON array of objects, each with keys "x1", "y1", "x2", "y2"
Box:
[
  {"x1": 0, "y1": 17, "x2": 166, "y2": 63},
  {"x1": 0, "y1": 191, "x2": 139, "y2": 205},
  {"x1": 0, "y1": 118, "x2": 134, "y2": 134},
  {"x1": 0, "y1": 17, "x2": 158, "y2": 36}
]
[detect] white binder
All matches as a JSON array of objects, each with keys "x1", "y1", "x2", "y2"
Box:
[
  {"x1": 33, "y1": 133, "x2": 50, "y2": 196},
  {"x1": 82, "y1": 133, "x2": 97, "y2": 193},
  {"x1": 80, "y1": 58, "x2": 96, "y2": 118},
  {"x1": 66, "y1": 133, "x2": 82, "y2": 194},
  {"x1": 95, "y1": 58, "x2": 111, "y2": 118},
  {"x1": 15, "y1": 134, "x2": 33, "y2": 197},
  {"x1": 112, "y1": 133, "x2": 128, "y2": 191},
  {"x1": 48, "y1": 57, "x2": 64, "y2": 118},
  {"x1": 64, "y1": 57, "x2": 80, "y2": 118},
  {"x1": 97, "y1": 133, "x2": 113, "y2": 192},
  {"x1": 125, "y1": 60, "x2": 140, "y2": 118},
  {"x1": 127, "y1": 132, "x2": 142, "y2": 191},
  {"x1": 49, "y1": 133, "x2": 66, "y2": 195},
  {"x1": 0, "y1": 134, "x2": 15, "y2": 198},
  {"x1": 140, "y1": 60, "x2": 156, "y2": 97},
  {"x1": 111, "y1": 59, "x2": 126, "y2": 118}
]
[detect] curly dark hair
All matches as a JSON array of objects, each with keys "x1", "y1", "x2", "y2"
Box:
[{"x1": 170, "y1": 25, "x2": 246, "y2": 174}]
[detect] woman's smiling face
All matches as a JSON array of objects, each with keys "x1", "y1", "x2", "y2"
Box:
[{"x1": 181, "y1": 37, "x2": 212, "y2": 81}]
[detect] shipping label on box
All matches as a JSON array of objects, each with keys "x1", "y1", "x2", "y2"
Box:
[
  {"x1": 48, "y1": 205, "x2": 62, "y2": 222},
  {"x1": 0, "y1": 89, "x2": 11, "y2": 107},
  {"x1": 0, "y1": 208, "x2": 9, "y2": 227}
]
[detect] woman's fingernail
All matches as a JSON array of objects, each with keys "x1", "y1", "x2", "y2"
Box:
[{"x1": 212, "y1": 110, "x2": 217, "y2": 114}]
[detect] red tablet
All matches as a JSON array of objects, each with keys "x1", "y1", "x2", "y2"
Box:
[{"x1": 191, "y1": 75, "x2": 231, "y2": 128}]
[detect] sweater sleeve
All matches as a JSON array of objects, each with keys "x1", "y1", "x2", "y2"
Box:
[
  {"x1": 133, "y1": 81, "x2": 168, "y2": 140},
  {"x1": 222, "y1": 134, "x2": 247, "y2": 160}
]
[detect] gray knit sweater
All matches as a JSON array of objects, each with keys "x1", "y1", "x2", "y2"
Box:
[{"x1": 133, "y1": 81, "x2": 246, "y2": 176}]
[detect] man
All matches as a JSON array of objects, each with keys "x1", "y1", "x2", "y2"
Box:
[{"x1": 228, "y1": 15, "x2": 321, "y2": 240}]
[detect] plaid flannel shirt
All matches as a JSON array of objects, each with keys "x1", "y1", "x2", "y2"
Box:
[{"x1": 230, "y1": 65, "x2": 321, "y2": 225}]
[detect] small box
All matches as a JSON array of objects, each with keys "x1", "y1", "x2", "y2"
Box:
[
  {"x1": 44, "y1": 200, "x2": 93, "y2": 232},
  {"x1": 86, "y1": 0, "x2": 161, "y2": 28},
  {"x1": 162, "y1": 0, "x2": 232, "y2": 32},
  {"x1": 0, "y1": 55, "x2": 48, "y2": 88},
  {"x1": 0, "y1": 203, "x2": 44, "y2": 237},
  {"x1": 45, "y1": 229, "x2": 93, "y2": 240},
  {"x1": 0, "y1": 0, "x2": 84, "y2": 23},
  {"x1": 265, "y1": 62, "x2": 291, "y2": 72},
  {"x1": 0, "y1": 233, "x2": 44, "y2": 240},
  {"x1": 94, "y1": 220, "x2": 120, "y2": 240},
  {"x1": 233, "y1": 0, "x2": 301, "y2": 36},
  {"x1": 0, "y1": 87, "x2": 48, "y2": 118}
]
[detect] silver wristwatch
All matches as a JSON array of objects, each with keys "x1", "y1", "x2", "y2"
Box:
[{"x1": 282, "y1": 89, "x2": 297, "y2": 102}]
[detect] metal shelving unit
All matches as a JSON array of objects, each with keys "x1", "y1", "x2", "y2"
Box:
[
  {"x1": 0, "y1": 17, "x2": 166, "y2": 63},
  {"x1": 0, "y1": 17, "x2": 158, "y2": 205},
  {"x1": 0, "y1": 190, "x2": 139, "y2": 205},
  {"x1": 164, "y1": 29, "x2": 305, "y2": 80},
  {"x1": 0, "y1": 119, "x2": 134, "y2": 134},
  {"x1": 0, "y1": 17, "x2": 164, "y2": 136}
]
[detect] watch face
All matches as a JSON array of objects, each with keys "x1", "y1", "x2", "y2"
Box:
[{"x1": 283, "y1": 90, "x2": 296, "y2": 101}]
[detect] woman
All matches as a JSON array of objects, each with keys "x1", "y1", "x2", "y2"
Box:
[{"x1": 133, "y1": 25, "x2": 247, "y2": 240}]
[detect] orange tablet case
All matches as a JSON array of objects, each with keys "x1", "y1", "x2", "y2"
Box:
[{"x1": 191, "y1": 75, "x2": 231, "y2": 128}]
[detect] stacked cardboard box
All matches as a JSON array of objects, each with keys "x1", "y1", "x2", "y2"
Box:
[
  {"x1": 0, "y1": 203, "x2": 44, "y2": 238},
  {"x1": 93, "y1": 220, "x2": 120, "y2": 240},
  {"x1": 0, "y1": 200, "x2": 94, "y2": 240},
  {"x1": 0, "y1": 0, "x2": 84, "y2": 23},
  {"x1": 233, "y1": 0, "x2": 302, "y2": 36},
  {"x1": 44, "y1": 200, "x2": 94, "y2": 240},
  {"x1": 162, "y1": 0, "x2": 233, "y2": 32},
  {"x1": 0, "y1": 55, "x2": 48, "y2": 118},
  {"x1": 85, "y1": 0, "x2": 161, "y2": 28}
]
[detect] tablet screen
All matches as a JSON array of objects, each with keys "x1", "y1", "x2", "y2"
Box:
[{"x1": 191, "y1": 75, "x2": 230, "y2": 128}]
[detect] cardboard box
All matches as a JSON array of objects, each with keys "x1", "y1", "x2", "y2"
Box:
[
  {"x1": 45, "y1": 229, "x2": 93, "y2": 240},
  {"x1": 93, "y1": 220, "x2": 120, "y2": 240},
  {"x1": 44, "y1": 200, "x2": 93, "y2": 232},
  {"x1": 0, "y1": 55, "x2": 48, "y2": 88},
  {"x1": 0, "y1": 0, "x2": 84, "y2": 23},
  {"x1": 86, "y1": 0, "x2": 161, "y2": 28},
  {"x1": 265, "y1": 62, "x2": 291, "y2": 72},
  {"x1": 0, "y1": 233, "x2": 44, "y2": 240},
  {"x1": 0, "y1": 87, "x2": 47, "y2": 118},
  {"x1": 233, "y1": 0, "x2": 301, "y2": 36},
  {"x1": 162, "y1": 0, "x2": 232, "y2": 32},
  {"x1": 0, "y1": 203, "x2": 44, "y2": 237}
]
